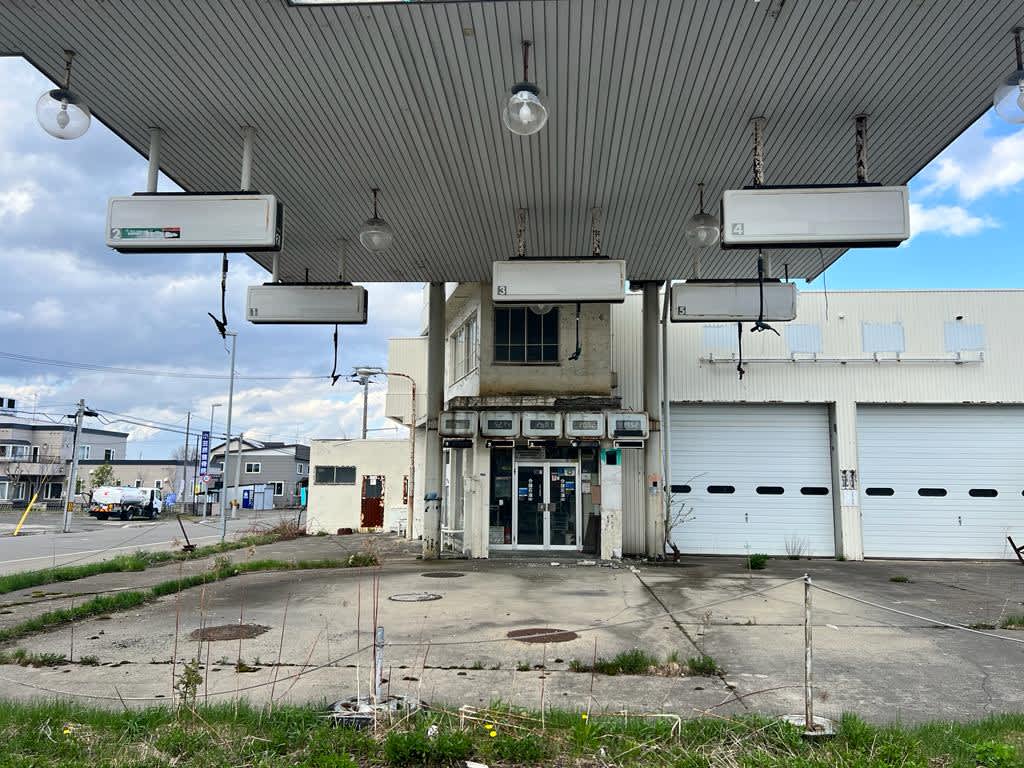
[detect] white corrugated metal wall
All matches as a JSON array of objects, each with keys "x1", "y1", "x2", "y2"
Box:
[{"x1": 611, "y1": 293, "x2": 647, "y2": 554}]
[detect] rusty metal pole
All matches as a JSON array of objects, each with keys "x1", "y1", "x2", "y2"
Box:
[{"x1": 804, "y1": 573, "x2": 814, "y2": 732}]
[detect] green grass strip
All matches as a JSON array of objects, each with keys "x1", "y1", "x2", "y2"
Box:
[{"x1": 0, "y1": 555, "x2": 375, "y2": 644}]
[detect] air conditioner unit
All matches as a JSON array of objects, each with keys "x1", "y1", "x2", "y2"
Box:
[
  {"x1": 565, "y1": 412, "x2": 606, "y2": 439},
  {"x1": 480, "y1": 412, "x2": 520, "y2": 438},
  {"x1": 106, "y1": 193, "x2": 282, "y2": 252},
  {"x1": 670, "y1": 281, "x2": 797, "y2": 323},
  {"x1": 492, "y1": 259, "x2": 626, "y2": 303},
  {"x1": 246, "y1": 284, "x2": 368, "y2": 325},
  {"x1": 607, "y1": 411, "x2": 649, "y2": 440},
  {"x1": 521, "y1": 411, "x2": 562, "y2": 439},
  {"x1": 439, "y1": 411, "x2": 478, "y2": 438},
  {"x1": 721, "y1": 185, "x2": 910, "y2": 249}
]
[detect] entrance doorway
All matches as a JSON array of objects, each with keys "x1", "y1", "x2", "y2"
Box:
[
  {"x1": 507, "y1": 461, "x2": 580, "y2": 550},
  {"x1": 360, "y1": 475, "x2": 384, "y2": 528}
]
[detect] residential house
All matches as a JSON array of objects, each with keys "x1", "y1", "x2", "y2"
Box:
[{"x1": 209, "y1": 438, "x2": 309, "y2": 508}]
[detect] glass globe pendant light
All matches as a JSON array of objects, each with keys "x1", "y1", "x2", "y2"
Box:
[
  {"x1": 36, "y1": 50, "x2": 91, "y2": 140},
  {"x1": 684, "y1": 183, "x2": 720, "y2": 248},
  {"x1": 358, "y1": 187, "x2": 394, "y2": 252},
  {"x1": 993, "y1": 28, "x2": 1024, "y2": 124},
  {"x1": 503, "y1": 41, "x2": 548, "y2": 136}
]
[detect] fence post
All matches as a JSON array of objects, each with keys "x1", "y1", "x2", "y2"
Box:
[
  {"x1": 804, "y1": 573, "x2": 814, "y2": 732},
  {"x1": 374, "y1": 626, "x2": 385, "y2": 704}
]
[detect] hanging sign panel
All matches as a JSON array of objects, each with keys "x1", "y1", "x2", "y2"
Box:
[{"x1": 670, "y1": 281, "x2": 797, "y2": 323}]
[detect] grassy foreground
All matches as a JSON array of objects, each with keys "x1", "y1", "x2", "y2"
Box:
[
  {"x1": 0, "y1": 701, "x2": 1021, "y2": 768},
  {"x1": 0, "y1": 521, "x2": 308, "y2": 596}
]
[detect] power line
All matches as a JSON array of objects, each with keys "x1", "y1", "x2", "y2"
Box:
[{"x1": 0, "y1": 350, "x2": 337, "y2": 382}]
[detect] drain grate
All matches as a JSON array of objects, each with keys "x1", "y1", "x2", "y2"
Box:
[
  {"x1": 506, "y1": 627, "x2": 579, "y2": 644},
  {"x1": 389, "y1": 592, "x2": 443, "y2": 602},
  {"x1": 189, "y1": 623, "x2": 270, "y2": 642},
  {"x1": 421, "y1": 571, "x2": 466, "y2": 578}
]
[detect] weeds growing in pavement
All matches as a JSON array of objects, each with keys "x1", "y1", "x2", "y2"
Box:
[
  {"x1": 686, "y1": 654, "x2": 721, "y2": 676},
  {"x1": 747, "y1": 553, "x2": 770, "y2": 570},
  {"x1": 889, "y1": 575, "x2": 912, "y2": 583},
  {"x1": 999, "y1": 615, "x2": 1024, "y2": 629}
]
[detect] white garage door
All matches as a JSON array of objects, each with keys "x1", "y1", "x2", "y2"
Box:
[
  {"x1": 858, "y1": 406, "x2": 1024, "y2": 559},
  {"x1": 669, "y1": 404, "x2": 836, "y2": 556}
]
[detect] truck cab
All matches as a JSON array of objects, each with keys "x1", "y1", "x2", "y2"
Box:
[{"x1": 89, "y1": 486, "x2": 164, "y2": 521}]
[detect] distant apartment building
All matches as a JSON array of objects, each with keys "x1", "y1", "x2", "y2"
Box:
[
  {"x1": 209, "y1": 438, "x2": 309, "y2": 508},
  {"x1": 0, "y1": 399, "x2": 129, "y2": 507}
]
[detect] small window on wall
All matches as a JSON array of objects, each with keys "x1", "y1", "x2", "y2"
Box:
[
  {"x1": 494, "y1": 307, "x2": 559, "y2": 363},
  {"x1": 862, "y1": 322, "x2": 905, "y2": 353},
  {"x1": 800, "y1": 487, "x2": 829, "y2": 496},
  {"x1": 707, "y1": 485, "x2": 735, "y2": 494},
  {"x1": 865, "y1": 487, "x2": 895, "y2": 496},
  {"x1": 969, "y1": 488, "x2": 998, "y2": 498},
  {"x1": 104, "y1": 448, "x2": 115, "y2": 461},
  {"x1": 670, "y1": 484, "x2": 691, "y2": 494},
  {"x1": 154, "y1": 480, "x2": 162, "y2": 490},
  {"x1": 314, "y1": 465, "x2": 356, "y2": 485},
  {"x1": 756, "y1": 486, "x2": 785, "y2": 495},
  {"x1": 451, "y1": 312, "x2": 480, "y2": 381},
  {"x1": 269, "y1": 482, "x2": 284, "y2": 496},
  {"x1": 244, "y1": 462, "x2": 261, "y2": 474},
  {"x1": 918, "y1": 488, "x2": 947, "y2": 497},
  {"x1": 44, "y1": 482, "x2": 62, "y2": 500}
]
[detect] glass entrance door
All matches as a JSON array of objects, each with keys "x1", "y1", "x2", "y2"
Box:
[{"x1": 512, "y1": 461, "x2": 580, "y2": 550}]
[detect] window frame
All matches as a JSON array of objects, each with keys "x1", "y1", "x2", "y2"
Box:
[
  {"x1": 493, "y1": 306, "x2": 560, "y2": 365},
  {"x1": 103, "y1": 448, "x2": 115, "y2": 461},
  {"x1": 314, "y1": 465, "x2": 357, "y2": 485},
  {"x1": 78, "y1": 444, "x2": 91, "y2": 460},
  {"x1": 244, "y1": 462, "x2": 262, "y2": 474},
  {"x1": 44, "y1": 481, "x2": 63, "y2": 500},
  {"x1": 269, "y1": 481, "x2": 285, "y2": 496},
  {"x1": 450, "y1": 311, "x2": 480, "y2": 382}
]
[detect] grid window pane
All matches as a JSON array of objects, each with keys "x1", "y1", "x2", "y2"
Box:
[{"x1": 494, "y1": 307, "x2": 559, "y2": 364}]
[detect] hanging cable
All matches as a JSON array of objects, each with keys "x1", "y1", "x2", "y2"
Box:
[
  {"x1": 330, "y1": 324, "x2": 342, "y2": 386},
  {"x1": 736, "y1": 321, "x2": 745, "y2": 380},
  {"x1": 208, "y1": 252, "x2": 229, "y2": 338},
  {"x1": 568, "y1": 302, "x2": 582, "y2": 361},
  {"x1": 750, "y1": 251, "x2": 779, "y2": 337}
]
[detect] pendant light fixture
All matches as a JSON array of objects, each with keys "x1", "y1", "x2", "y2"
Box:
[
  {"x1": 503, "y1": 41, "x2": 548, "y2": 136},
  {"x1": 993, "y1": 28, "x2": 1024, "y2": 124},
  {"x1": 358, "y1": 187, "x2": 394, "y2": 252},
  {"x1": 36, "y1": 50, "x2": 91, "y2": 140},
  {"x1": 684, "y1": 183, "x2": 720, "y2": 248}
]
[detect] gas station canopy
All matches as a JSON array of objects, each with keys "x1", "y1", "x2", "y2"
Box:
[{"x1": 3, "y1": 1, "x2": 1022, "y2": 283}]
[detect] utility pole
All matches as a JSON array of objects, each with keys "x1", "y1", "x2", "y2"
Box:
[
  {"x1": 181, "y1": 410, "x2": 191, "y2": 513},
  {"x1": 232, "y1": 431, "x2": 244, "y2": 520},
  {"x1": 63, "y1": 399, "x2": 96, "y2": 534},
  {"x1": 221, "y1": 332, "x2": 237, "y2": 542}
]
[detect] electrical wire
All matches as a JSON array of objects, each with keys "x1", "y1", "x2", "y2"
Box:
[
  {"x1": 0, "y1": 351, "x2": 335, "y2": 382},
  {"x1": 208, "y1": 252, "x2": 229, "y2": 338}
]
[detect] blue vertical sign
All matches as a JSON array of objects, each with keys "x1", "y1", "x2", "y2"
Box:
[{"x1": 199, "y1": 431, "x2": 210, "y2": 479}]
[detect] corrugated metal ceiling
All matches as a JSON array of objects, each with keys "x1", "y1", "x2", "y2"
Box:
[{"x1": 3, "y1": 0, "x2": 1022, "y2": 282}]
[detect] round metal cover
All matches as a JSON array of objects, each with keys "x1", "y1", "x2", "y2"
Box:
[
  {"x1": 506, "y1": 627, "x2": 579, "y2": 643},
  {"x1": 421, "y1": 571, "x2": 466, "y2": 578},
  {"x1": 189, "y1": 623, "x2": 270, "y2": 641},
  {"x1": 389, "y1": 592, "x2": 443, "y2": 602}
]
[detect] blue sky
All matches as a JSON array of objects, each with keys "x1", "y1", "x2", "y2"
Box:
[{"x1": 1, "y1": 55, "x2": 1022, "y2": 456}]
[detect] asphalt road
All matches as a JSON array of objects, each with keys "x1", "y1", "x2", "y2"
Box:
[{"x1": 0, "y1": 509, "x2": 302, "y2": 575}]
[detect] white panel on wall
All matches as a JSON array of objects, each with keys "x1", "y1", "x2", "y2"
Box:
[
  {"x1": 702, "y1": 324, "x2": 740, "y2": 352},
  {"x1": 784, "y1": 324, "x2": 823, "y2": 354},
  {"x1": 862, "y1": 322, "x2": 905, "y2": 353},
  {"x1": 944, "y1": 322, "x2": 986, "y2": 353}
]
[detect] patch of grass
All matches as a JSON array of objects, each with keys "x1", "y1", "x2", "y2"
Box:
[
  {"x1": 0, "y1": 648, "x2": 68, "y2": 667},
  {"x1": 889, "y1": 574, "x2": 912, "y2": 583},
  {"x1": 746, "y1": 553, "x2": 770, "y2": 570},
  {"x1": 1000, "y1": 615, "x2": 1024, "y2": 630},
  {"x1": 0, "y1": 701, "x2": 1019, "y2": 768},
  {"x1": 686, "y1": 654, "x2": 720, "y2": 676},
  {"x1": 77, "y1": 654, "x2": 100, "y2": 666},
  {"x1": 572, "y1": 648, "x2": 659, "y2": 676},
  {"x1": 0, "y1": 555, "x2": 376, "y2": 643},
  {"x1": 0, "y1": 520, "x2": 311, "y2": 597},
  {"x1": 516, "y1": 661, "x2": 531, "y2": 672},
  {"x1": 969, "y1": 622, "x2": 997, "y2": 630}
]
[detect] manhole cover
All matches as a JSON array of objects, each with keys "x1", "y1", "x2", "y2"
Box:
[
  {"x1": 388, "y1": 592, "x2": 443, "y2": 602},
  {"x1": 188, "y1": 623, "x2": 270, "y2": 642},
  {"x1": 421, "y1": 571, "x2": 466, "y2": 578},
  {"x1": 506, "y1": 627, "x2": 579, "y2": 644}
]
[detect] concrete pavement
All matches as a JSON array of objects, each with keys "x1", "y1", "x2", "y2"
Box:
[{"x1": 1, "y1": 539, "x2": 1023, "y2": 722}]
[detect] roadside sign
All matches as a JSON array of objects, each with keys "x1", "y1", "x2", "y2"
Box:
[{"x1": 199, "y1": 431, "x2": 210, "y2": 479}]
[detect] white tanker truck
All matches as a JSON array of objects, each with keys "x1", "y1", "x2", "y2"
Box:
[{"x1": 89, "y1": 486, "x2": 164, "y2": 521}]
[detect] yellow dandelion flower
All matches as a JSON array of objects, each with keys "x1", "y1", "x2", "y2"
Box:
[
  {"x1": 489, "y1": 730, "x2": 497, "y2": 738},
  {"x1": 581, "y1": 712, "x2": 589, "y2": 720},
  {"x1": 484, "y1": 722, "x2": 492, "y2": 729}
]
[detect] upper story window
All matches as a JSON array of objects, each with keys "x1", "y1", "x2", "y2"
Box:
[
  {"x1": 0, "y1": 444, "x2": 30, "y2": 459},
  {"x1": 862, "y1": 322, "x2": 905, "y2": 354},
  {"x1": 494, "y1": 306, "x2": 559, "y2": 364},
  {"x1": 78, "y1": 444, "x2": 91, "y2": 460},
  {"x1": 245, "y1": 462, "x2": 261, "y2": 474},
  {"x1": 944, "y1": 321, "x2": 986, "y2": 353},
  {"x1": 450, "y1": 312, "x2": 479, "y2": 382},
  {"x1": 315, "y1": 465, "x2": 356, "y2": 485},
  {"x1": 104, "y1": 448, "x2": 115, "y2": 461},
  {"x1": 784, "y1": 324, "x2": 823, "y2": 354},
  {"x1": 154, "y1": 479, "x2": 163, "y2": 490},
  {"x1": 297, "y1": 463, "x2": 306, "y2": 475}
]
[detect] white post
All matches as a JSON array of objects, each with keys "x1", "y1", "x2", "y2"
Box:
[
  {"x1": 660, "y1": 281, "x2": 672, "y2": 546},
  {"x1": 62, "y1": 399, "x2": 85, "y2": 533},
  {"x1": 373, "y1": 626, "x2": 384, "y2": 704},
  {"x1": 221, "y1": 332, "x2": 237, "y2": 542},
  {"x1": 642, "y1": 282, "x2": 663, "y2": 557},
  {"x1": 804, "y1": 573, "x2": 815, "y2": 732},
  {"x1": 407, "y1": 379, "x2": 416, "y2": 540},
  {"x1": 232, "y1": 431, "x2": 243, "y2": 519},
  {"x1": 422, "y1": 282, "x2": 445, "y2": 559},
  {"x1": 240, "y1": 127, "x2": 255, "y2": 191},
  {"x1": 146, "y1": 128, "x2": 162, "y2": 193}
]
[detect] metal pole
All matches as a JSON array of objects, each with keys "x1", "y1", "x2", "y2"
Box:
[
  {"x1": 233, "y1": 432, "x2": 243, "y2": 520},
  {"x1": 206, "y1": 403, "x2": 221, "y2": 516},
  {"x1": 63, "y1": 399, "x2": 85, "y2": 533},
  {"x1": 373, "y1": 626, "x2": 384, "y2": 704},
  {"x1": 407, "y1": 380, "x2": 416, "y2": 540},
  {"x1": 423, "y1": 282, "x2": 446, "y2": 559},
  {"x1": 221, "y1": 333, "x2": 237, "y2": 542},
  {"x1": 240, "y1": 127, "x2": 255, "y2": 191},
  {"x1": 804, "y1": 573, "x2": 815, "y2": 732},
  {"x1": 642, "y1": 282, "x2": 662, "y2": 557},
  {"x1": 182, "y1": 411, "x2": 191, "y2": 512},
  {"x1": 361, "y1": 379, "x2": 369, "y2": 440},
  {"x1": 146, "y1": 128, "x2": 162, "y2": 193}
]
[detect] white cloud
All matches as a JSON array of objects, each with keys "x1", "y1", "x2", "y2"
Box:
[
  {"x1": 28, "y1": 298, "x2": 67, "y2": 328},
  {"x1": 907, "y1": 202, "x2": 997, "y2": 241},
  {"x1": 919, "y1": 116, "x2": 1024, "y2": 201},
  {"x1": 0, "y1": 181, "x2": 39, "y2": 218}
]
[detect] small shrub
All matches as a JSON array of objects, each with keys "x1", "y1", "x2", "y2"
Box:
[
  {"x1": 516, "y1": 661, "x2": 530, "y2": 672},
  {"x1": 382, "y1": 731, "x2": 429, "y2": 767},
  {"x1": 747, "y1": 553, "x2": 769, "y2": 570},
  {"x1": 346, "y1": 552, "x2": 377, "y2": 568},
  {"x1": 686, "y1": 655, "x2": 720, "y2": 676},
  {"x1": 488, "y1": 733, "x2": 546, "y2": 763},
  {"x1": 469, "y1": 660, "x2": 484, "y2": 670},
  {"x1": 974, "y1": 740, "x2": 1018, "y2": 768},
  {"x1": 78, "y1": 655, "x2": 101, "y2": 666},
  {"x1": 568, "y1": 659, "x2": 588, "y2": 672}
]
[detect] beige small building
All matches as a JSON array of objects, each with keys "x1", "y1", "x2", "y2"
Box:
[{"x1": 306, "y1": 439, "x2": 413, "y2": 535}]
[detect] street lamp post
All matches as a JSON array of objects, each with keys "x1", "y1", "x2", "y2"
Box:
[
  {"x1": 221, "y1": 333, "x2": 237, "y2": 543},
  {"x1": 353, "y1": 366, "x2": 417, "y2": 539}
]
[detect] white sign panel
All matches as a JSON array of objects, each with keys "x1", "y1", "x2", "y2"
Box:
[{"x1": 671, "y1": 281, "x2": 797, "y2": 323}]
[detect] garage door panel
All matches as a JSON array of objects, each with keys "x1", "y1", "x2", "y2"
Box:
[
  {"x1": 858, "y1": 406, "x2": 1024, "y2": 559},
  {"x1": 670, "y1": 404, "x2": 836, "y2": 557}
]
